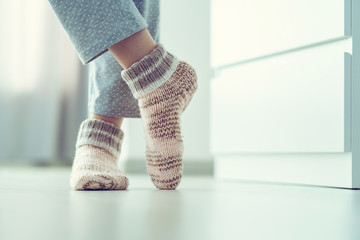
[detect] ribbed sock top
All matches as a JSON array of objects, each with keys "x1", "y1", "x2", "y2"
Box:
[
  {"x1": 121, "y1": 44, "x2": 179, "y2": 99},
  {"x1": 75, "y1": 119, "x2": 124, "y2": 158}
]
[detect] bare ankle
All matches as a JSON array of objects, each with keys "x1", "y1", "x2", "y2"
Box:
[{"x1": 91, "y1": 114, "x2": 124, "y2": 128}]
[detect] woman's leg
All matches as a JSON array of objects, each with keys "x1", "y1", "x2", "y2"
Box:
[
  {"x1": 48, "y1": 0, "x2": 159, "y2": 191},
  {"x1": 91, "y1": 114, "x2": 123, "y2": 128},
  {"x1": 87, "y1": 0, "x2": 160, "y2": 122},
  {"x1": 48, "y1": 0, "x2": 198, "y2": 190},
  {"x1": 115, "y1": 42, "x2": 198, "y2": 190},
  {"x1": 106, "y1": 21, "x2": 198, "y2": 190},
  {"x1": 108, "y1": 28, "x2": 156, "y2": 68}
]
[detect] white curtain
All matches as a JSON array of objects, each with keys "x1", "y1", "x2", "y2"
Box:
[{"x1": 0, "y1": 1, "x2": 88, "y2": 165}]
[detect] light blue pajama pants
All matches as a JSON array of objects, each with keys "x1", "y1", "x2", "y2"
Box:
[{"x1": 48, "y1": 0, "x2": 160, "y2": 118}]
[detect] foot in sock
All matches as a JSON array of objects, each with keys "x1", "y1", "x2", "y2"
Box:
[
  {"x1": 70, "y1": 119, "x2": 129, "y2": 190},
  {"x1": 121, "y1": 44, "x2": 198, "y2": 190}
]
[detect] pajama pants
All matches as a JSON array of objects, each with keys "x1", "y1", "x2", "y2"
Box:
[{"x1": 48, "y1": 0, "x2": 160, "y2": 118}]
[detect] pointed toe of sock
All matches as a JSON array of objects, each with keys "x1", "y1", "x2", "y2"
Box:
[
  {"x1": 149, "y1": 173, "x2": 182, "y2": 190},
  {"x1": 146, "y1": 155, "x2": 183, "y2": 190},
  {"x1": 146, "y1": 151, "x2": 184, "y2": 190}
]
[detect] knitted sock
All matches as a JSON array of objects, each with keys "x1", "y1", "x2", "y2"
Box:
[
  {"x1": 69, "y1": 119, "x2": 128, "y2": 190},
  {"x1": 121, "y1": 44, "x2": 198, "y2": 190}
]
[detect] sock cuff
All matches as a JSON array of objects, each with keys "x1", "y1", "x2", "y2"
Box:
[
  {"x1": 75, "y1": 119, "x2": 124, "y2": 158},
  {"x1": 121, "y1": 44, "x2": 179, "y2": 99}
]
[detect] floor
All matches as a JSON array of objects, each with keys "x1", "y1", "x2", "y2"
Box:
[{"x1": 0, "y1": 167, "x2": 359, "y2": 240}]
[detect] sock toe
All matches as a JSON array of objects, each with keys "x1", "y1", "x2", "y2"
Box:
[{"x1": 71, "y1": 172, "x2": 128, "y2": 190}]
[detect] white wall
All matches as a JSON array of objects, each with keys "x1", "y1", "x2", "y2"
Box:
[{"x1": 122, "y1": 0, "x2": 213, "y2": 172}]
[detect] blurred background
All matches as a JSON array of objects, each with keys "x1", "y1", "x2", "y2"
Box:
[
  {"x1": 1, "y1": 1, "x2": 359, "y2": 239},
  {"x1": 0, "y1": 0, "x2": 357, "y2": 187},
  {"x1": 0, "y1": 1, "x2": 88, "y2": 165}
]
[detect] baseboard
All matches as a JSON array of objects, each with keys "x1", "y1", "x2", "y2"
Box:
[
  {"x1": 125, "y1": 158, "x2": 214, "y2": 175},
  {"x1": 214, "y1": 152, "x2": 356, "y2": 188}
]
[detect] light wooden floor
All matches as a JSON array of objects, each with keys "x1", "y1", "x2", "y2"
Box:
[{"x1": 0, "y1": 166, "x2": 359, "y2": 240}]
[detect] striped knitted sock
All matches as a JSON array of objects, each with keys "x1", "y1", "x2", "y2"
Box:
[
  {"x1": 70, "y1": 119, "x2": 128, "y2": 190},
  {"x1": 121, "y1": 44, "x2": 198, "y2": 190}
]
